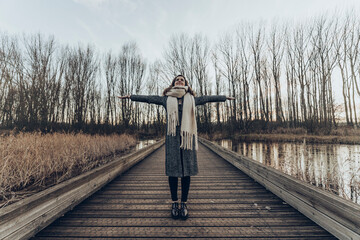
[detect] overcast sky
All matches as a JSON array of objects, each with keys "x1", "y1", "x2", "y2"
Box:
[{"x1": 1, "y1": 0, "x2": 360, "y2": 63}]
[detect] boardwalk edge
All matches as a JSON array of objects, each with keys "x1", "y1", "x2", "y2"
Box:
[
  {"x1": 0, "y1": 139, "x2": 165, "y2": 240},
  {"x1": 199, "y1": 138, "x2": 360, "y2": 240}
]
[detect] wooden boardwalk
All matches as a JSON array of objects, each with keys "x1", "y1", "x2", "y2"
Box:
[{"x1": 31, "y1": 143, "x2": 335, "y2": 239}]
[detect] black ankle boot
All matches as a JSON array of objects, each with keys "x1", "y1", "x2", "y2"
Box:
[
  {"x1": 171, "y1": 202, "x2": 179, "y2": 219},
  {"x1": 180, "y1": 202, "x2": 188, "y2": 220}
]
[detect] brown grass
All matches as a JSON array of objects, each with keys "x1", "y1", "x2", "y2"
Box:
[
  {"x1": 203, "y1": 130, "x2": 360, "y2": 145},
  {"x1": 0, "y1": 132, "x2": 136, "y2": 207},
  {"x1": 231, "y1": 133, "x2": 360, "y2": 144}
]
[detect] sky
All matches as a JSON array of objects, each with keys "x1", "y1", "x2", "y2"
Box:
[
  {"x1": 1, "y1": 0, "x2": 360, "y2": 63},
  {"x1": 1, "y1": 0, "x2": 360, "y2": 108}
]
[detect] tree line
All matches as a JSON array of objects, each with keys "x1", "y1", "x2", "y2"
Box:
[{"x1": 1, "y1": 13, "x2": 360, "y2": 135}]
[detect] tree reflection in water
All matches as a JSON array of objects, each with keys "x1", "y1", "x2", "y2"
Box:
[{"x1": 216, "y1": 139, "x2": 360, "y2": 204}]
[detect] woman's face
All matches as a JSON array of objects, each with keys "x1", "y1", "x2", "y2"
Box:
[{"x1": 174, "y1": 76, "x2": 185, "y2": 86}]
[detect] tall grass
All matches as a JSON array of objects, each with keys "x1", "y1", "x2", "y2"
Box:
[{"x1": 0, "y1": 132, "x2": 136, "y2": 207}]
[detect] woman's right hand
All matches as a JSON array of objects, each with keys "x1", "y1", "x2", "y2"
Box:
[{"x1": 117, "y1": 95, "x2": 130, "y2": 99}]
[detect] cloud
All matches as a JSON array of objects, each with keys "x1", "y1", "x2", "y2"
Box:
[
  {"x1": 72, "y1": 0, "x2": 109, "y2": 7},
  {"x1": 72, "y1": 0, "x2": 138, "y2": 11}
]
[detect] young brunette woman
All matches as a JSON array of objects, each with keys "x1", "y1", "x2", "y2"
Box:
[{"x1": 118, "y1": 75, "x2": 234, "y2": 220}]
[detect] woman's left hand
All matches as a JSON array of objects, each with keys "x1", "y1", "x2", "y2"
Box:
[{"x1": 226, "y1": 96, "x2": 235, "y2": 100}]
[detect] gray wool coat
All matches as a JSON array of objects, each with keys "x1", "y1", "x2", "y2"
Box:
[{"x1": 130, "y1": 94, "x2": 227, "y2": 177}]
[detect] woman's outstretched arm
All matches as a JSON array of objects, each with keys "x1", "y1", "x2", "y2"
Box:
[
  {"x1": 117, "y1": 95, "x2": 165, "y2": 106},
  {"x1": 195, "y1": 95, "x2": 234, "y2": 106}
]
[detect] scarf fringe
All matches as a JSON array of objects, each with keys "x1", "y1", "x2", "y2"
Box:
[
  {"x1": 167, "y1": 111, "x2": 178, "y2": 136},
  {"x1": 180, "y1": 131, "x2": 198, "y2": 150}
]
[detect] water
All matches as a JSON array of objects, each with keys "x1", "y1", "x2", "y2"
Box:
[
  {"x1": 216, "y1": 139, "x2": 360, "y2": 204},
  {"x1": 135, "y1": 139, "x2": 157, "y2": 150}
]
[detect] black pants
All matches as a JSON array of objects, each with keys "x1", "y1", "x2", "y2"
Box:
[{"x1": 168, "y1": 176, "x2": 191, "y2": 202}]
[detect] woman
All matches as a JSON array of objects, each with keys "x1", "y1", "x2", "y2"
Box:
[{"x1": 118, "y1": 75, "x2": 234, "y2": 220}]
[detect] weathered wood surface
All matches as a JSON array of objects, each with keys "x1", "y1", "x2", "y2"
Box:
[
  {"x1": 0, "y1": 139, "x2": 164, "y2": 240},
  {"x1": 31, "y1": 143, "x2": 335, "y2": 239},
  {"x1": 200, "y1": 138, "x2": 360, "y2": 240}
]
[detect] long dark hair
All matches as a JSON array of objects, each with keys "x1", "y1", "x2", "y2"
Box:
[{"x1": 162, "y1": 75, "x2": 196, "y2": 96}]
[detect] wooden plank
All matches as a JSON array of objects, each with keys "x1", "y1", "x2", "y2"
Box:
[
  {"x1": 33, "y1": 237, "x2": 333, "y2": 240},
  {"x1": 90, "y1": 193, "x2": 277, "y2": 199},
  {"x1": 73, "y1": 204, "x2": 293, "y2": 211},
  {"x1": 82, "y1": 198, "x2": 284, "y2": 204},
  {"x1": 200, "y1": 138, "x2": 360, "y2": 240},
  {"x1": 35, "y1": 226, "x2": 333, "y2": 238},
  {"x1": 31, "y1": 144, "x2": 335, "y2": 239},
  {"x1": 64, "y1": 210, "x2": 314, "y2": 218},
  {"x1": 52, "y1": 216, "x2": 314, "y2": 227}
]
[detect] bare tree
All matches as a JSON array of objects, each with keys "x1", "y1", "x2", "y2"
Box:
[
  {"x1": 192, "y1": 34, "x2": 212, "y2": 129},
  {"x1": 103, "y1": 51, "x2": 117, "y2": 126},
  {"x1": 249, "y1": 23, "x2": 267, "y2": 121},
  {"x1": 148, "y1": 60, "x2": 165, "y2": 129},
  {"x1": 336, "y1": 15, "x2": 353, "y2": 126},
  {"x1": 346, "y1": 14, "x2": 360, "y2": 127},
  {"x1": 0, "y1": 34, "x2": 21, "y2": 127},
  {"x1": 163, "y1": 33, "x2": 194, "y2": 81},
  {"x1": 311, "y1": 16, "x2": 338, "y2": 128},
  {"x1": 268, "y1": 23, "x2": 285, "y2": 122},
  {"x1": 117, "y1": 42, "x2": 146, "y2": 128},
  {"x1": 21, "y1": 34, "x2": 66, "y2": 130},
  {"x1": 64, "y1": 45, "x2": 98, "y2": 129},
  {"x1": 216, "y1": 31, "x2": 240, "y2": 125},
  {"x1": 237, "y1": 24, "x2": 252, "y2": 126},
  {"x1": 285, "y1": 29, "x2": 298, "y2": 126},
  {"x1": 211, "y1": 49, "x2": 224, "y2": 125}
]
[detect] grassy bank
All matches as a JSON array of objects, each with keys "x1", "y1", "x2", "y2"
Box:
[
  {"x1": 202, "y1": 127, "x2": 360, "y2": 145},
  {"x1": 222, "y1": 133, "x2": 360, "y2": 144},
  {"x1": 0, "y1": 132, "x2": 136, "y2": 207}
]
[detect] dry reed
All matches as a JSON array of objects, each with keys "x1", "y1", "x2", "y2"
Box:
[{"x1": 0, "y1": 132, "x2": 136, "y2": 207}]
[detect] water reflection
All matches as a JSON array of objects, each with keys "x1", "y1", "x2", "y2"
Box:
[
  {"x1": 216, "y1": 139, "x2": 360, "y2": 204},
  {"x1": 135, "y1": 139, "x2": 157, "y2": 150}
]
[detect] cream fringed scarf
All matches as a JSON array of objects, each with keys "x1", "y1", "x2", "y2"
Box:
[{"x1": 166, "y1": 86, "x2": 198, "y2": 150}]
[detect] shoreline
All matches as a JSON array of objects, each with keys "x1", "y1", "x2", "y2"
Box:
[{"x1": 206, "y1": 133, "x2": 360, "y2": 145}]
